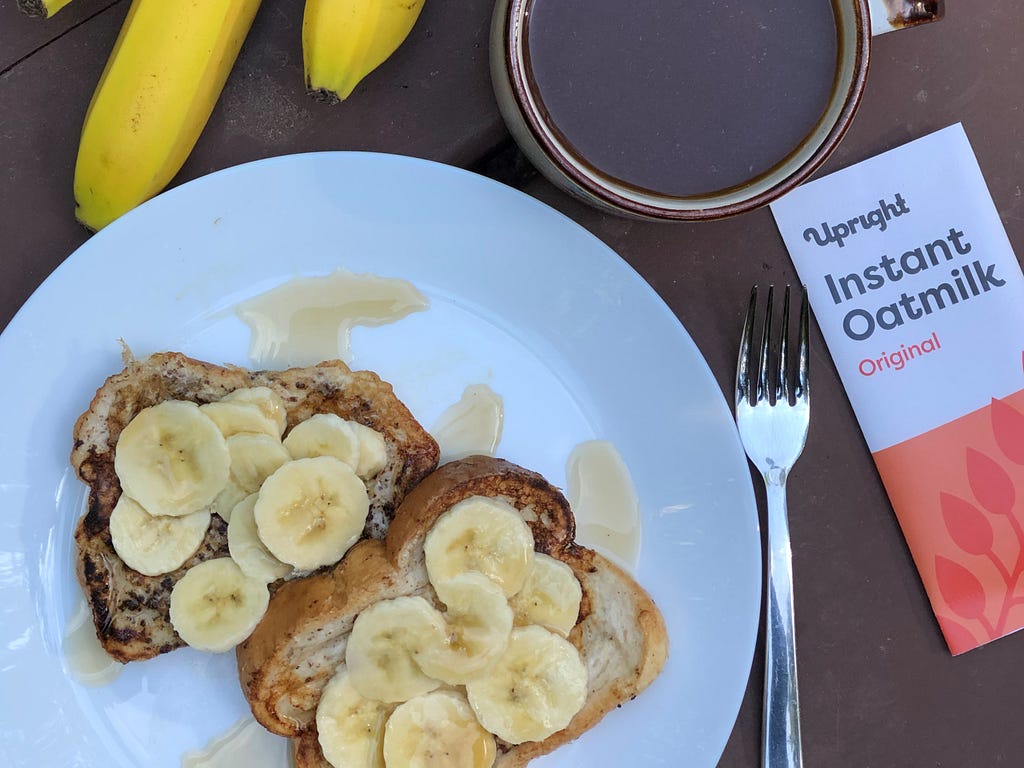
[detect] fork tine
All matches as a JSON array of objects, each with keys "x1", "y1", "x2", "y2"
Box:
[
  {"x1": 736, "y1": 286, "x2": 757, "y2": 406},
  {"x1": 756, "y1": 286, "x2": 773, "y2": 404},
  {"x1": 795, "y1": 286, "x2": 810, "y2": 403},
  {"x1": 777, "y1": 286, "x2": 791, "y2": 405}
]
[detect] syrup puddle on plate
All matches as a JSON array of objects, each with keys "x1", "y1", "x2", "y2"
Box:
[
  {"x1": 432, "y1": 384, "x2": 504, "y2": 462},
  {"x1": 181, "y1": 715, "x2": 293, "y2": 768},
  {"x1": 236, "y1": 269, "x2": 428, "y2": 367},
  {"x1": 567, "y1": 440, "x2": 641, "y2": 570},
  {"x1": 63, "y1": 598, "x2": 124, "y2": 687}
]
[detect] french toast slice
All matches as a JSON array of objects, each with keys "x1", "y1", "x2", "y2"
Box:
[
  {"x1": 71, "y1": 351, "x2": 440, "y2": 663},
  {"x1": 236, "y1": 455, "x2": 669, "y2": 766}
]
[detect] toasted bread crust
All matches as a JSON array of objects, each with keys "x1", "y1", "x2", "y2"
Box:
[
  {"x1": 237, "y1": 456, "x2": 669, "y2": 765},
  {"x1": 71, "y1": 352, "x2": 439, "y2": 663}
]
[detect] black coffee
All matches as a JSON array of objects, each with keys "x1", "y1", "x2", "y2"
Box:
[{"x1": 525, "y1": 0, "x2": 839, "y2": 197}]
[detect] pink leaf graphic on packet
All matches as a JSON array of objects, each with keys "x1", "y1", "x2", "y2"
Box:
[
  {"x1": 934, "y1": 556, "x2": 990, "y2": 630},
  {"x1": 940, "y1": 493, "x2": 993, "y2": 556},
  {"x1": 991, "y1": 397, "x2": 1024, "y2": 466},
  {"x1": 937, "y1": 615, "x2": 980, "y2": 652},
  {"x1": 966, "y1": 448, "x2": 1016, "y2": 518}
]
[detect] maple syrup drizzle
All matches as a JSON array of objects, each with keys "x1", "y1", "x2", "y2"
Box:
[
  {"x1": 567, "y1": 440, "x2": 641, "y2": 570},
  {"x1": 236, "y1": 269, "x2": 428, "y2": 368},
  {"x1": 63, "y1": 598, "x2": 124, "y2": 687},
  {"x1": 432, "y1": 384, "x2": 504, "y2": 462},
  {"x1": 181, "y1": 715, "x2": 293, "y2": 768}
]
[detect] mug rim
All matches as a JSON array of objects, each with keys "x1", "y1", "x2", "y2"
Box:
[{"x1": 500, "y1": 0, "x2": 872, "y2": 221}]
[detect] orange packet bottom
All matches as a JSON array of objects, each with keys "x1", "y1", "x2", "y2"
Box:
[{"x1": 874, "y1": 386, "x2": 1024, "y2": 654}]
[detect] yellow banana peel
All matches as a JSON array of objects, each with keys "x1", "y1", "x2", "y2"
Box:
[
  {"x1": 303, "y1": 0, "x2": 426, "y2": 102},
  {"x1": 74, "y1": 0, "x2": 261, "y2": 231},
  {"x1": 16, "y1": 0, "x2": 75, "y2": 18}
]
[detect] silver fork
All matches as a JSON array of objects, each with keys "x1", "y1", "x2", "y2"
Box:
[{"x1": 735, "y1": 285, "x2": 810, "y2": 768}]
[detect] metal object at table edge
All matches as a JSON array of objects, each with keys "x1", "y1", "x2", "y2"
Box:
[
  {"x1": 868, "y1": 0, "x2": 945, "y2": 36},
  {"x1": 735, "y1": 285, "x2": 811, "y2": 768}
]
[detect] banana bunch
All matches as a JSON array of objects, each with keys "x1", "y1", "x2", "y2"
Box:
[
  {"x1": 109, "y1": 387, "x2": 389, "y2": 652},
  {"x1": 302, "y1": 0, "x2": 426, "y2": 102},
  {"x1": 315, "y1": 496, "x2": 588, "y2": 765},
  {"x1": 20, "y1": 0, "x2": 427, "y2": 229}
]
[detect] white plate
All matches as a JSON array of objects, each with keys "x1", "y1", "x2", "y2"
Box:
[{"x1": 0, "y1": 153, "x2": 759, "y2": 768}]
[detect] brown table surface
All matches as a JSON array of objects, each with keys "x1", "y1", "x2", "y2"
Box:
[{"x1": 2, "y1": 1, "x2": 1022, "y2": 765}]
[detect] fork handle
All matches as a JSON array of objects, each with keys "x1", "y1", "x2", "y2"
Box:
[{"x1": 763, "y1": 477, "x2": 802, "y2": 768}]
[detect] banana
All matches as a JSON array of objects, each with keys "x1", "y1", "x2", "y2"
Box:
[
  {"x1": 221, "y1": 387, "x2": 287, "y2": 437},
  {"x1": 108, "y1": 494, "x2": 211, "y2": 576},
  {"x1": 302, "y1": 0, "x2": 426, "y2": 103},
  {"x1": 208, "y1": 433, "x2": 289, "y2": 522},
  {"x1": 464, "y1": 626, "x2": 588, "y2": 745},
  {"x1": 316, "y1": 668, "x2": 392, "y2": 768},
  {"x1": 346, "y1": 596, "x2": 446, "y2": 703},
  {"x1": 73, "y1": 0, "x2": 261, "y2": 231},
  {"x1": 418, "y1": 573, "x2": 513, "y2": 685},
  {"x1": 169, "y1": 557, "x2": 270, "y2": 653},
  {"x1": 16, "y1": 0, "x2": 75, "y2": 18},
  {"x1": 383, "y1": 690, "x2": 496, "y2": 768},
  {"x1": 114, "y1": 400, "x2": 230, "y2": 518},
  {"x1": 253, "y1": 456, "x2": 369, "y2": 570},
  {"x1": 350, "y1": 422, "x2": 388, "y2": 479},
  {"x1": 227, "y1": 433, "x2": 291, "y2": 492},
  {"x1": 227, "y1": 494, "x2": 293, "y2": 583},
  {"x1": 283, "y1": 413, "x2": 360, "y2": 469},
  {"x1": 201, "y1": 400, "x2": 280, "y2": 439},
  {"x1": 209, "y1": 480, "x2": 248, "y2": 523},
  {"x1": 508, "y1": 553, "x2": 582, "y2": 638},
  {"x1": 284, "y1": 414, "x2": 388, "y2": 479},
  {"x1": 423, "y1": 497, "x2": 535, "y2": 597}
]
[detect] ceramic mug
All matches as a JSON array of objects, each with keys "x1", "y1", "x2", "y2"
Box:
[{"x1": 490, "y1": 0, "x2": 943, "y2": 221}]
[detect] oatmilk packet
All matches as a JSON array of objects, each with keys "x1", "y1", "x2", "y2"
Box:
[{"x1": 771, "y1": 124, "x2": 1024, "y2": 654}]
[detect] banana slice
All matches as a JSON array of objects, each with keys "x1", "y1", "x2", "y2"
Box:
[
  {"x1": 383, "y1": 690, "x2": 496, "y2": 768},
  {"x1": 115, "y1": 400, "x2": 230, "y2": 517},
  {"x1": 283, "y1": 413, "x2": 360, "y2": 469},
  {"x1": 316, "y1": 668, "x2": 392, "y2": 768},
  {"x1": 109, "y1": 495, "x2": 211, "y2": 576},
  {"x1": 221, "y1": 386, "x2": 287, "y2": 437},
  {"x1": 254, "y1": 456, "x2": 369, "y2": 570},
  {"x1": 228, "y1": 494, "x2": 293, "y2": 583},
  {"x1": 423, "y1": 497, "x2": 535, "y2": 597},
  {"x1": 169, "y1": 558, "x2": 270, "y2": 653},
  {"x1": 209, "y1": 479, "x2": 248, "y2": 523},
  {"x1": 465, "y1": 626, "x2": 588, "y2": 745},
  {"x1": 200, "y1": 399, "x2": 280, "y2": 439},
  {"x1": 227, "y1": 433, "x2": 290, "y2": 492},
  {"x1": 346, "y1": 596, "x2": 446, "y2": 703},
  {"x1": 419, "y1": 573, "x2": 513, "y2": 685},
  {"x1": 208, "y1": 434, "x2": 289, "y2": 522},
  {"x1": 508, "y1": 553, "x2": 582, "y2": 637},
  {"x1": 350, "y1": 422, "x2": 388, "y2": 479}
]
